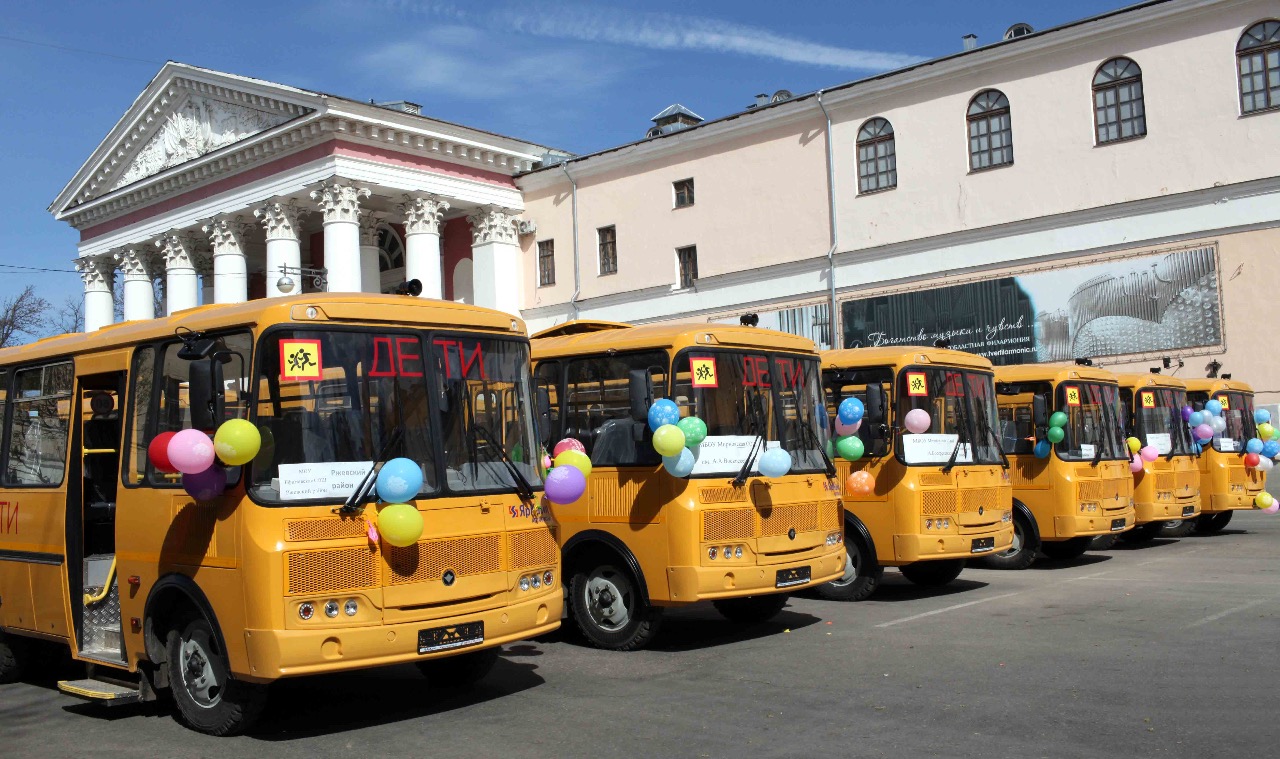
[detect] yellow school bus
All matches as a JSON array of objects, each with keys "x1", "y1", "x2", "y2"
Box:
[
  {"x1": 987, "y1": 364, "x2": 1135, "y2": 568},
  {"x1": 818, "y1": 348, "x2": 1015, "y2": 600},
  {"x1": 0, "y1": 293, "x2": 559, "y2": 735},
  {"x1": 1113, "y1": 373, "x2": 1201, "y2": 542},
  {"x1": 1184, "y1": 378, "x2": 1266, "y2": 534},
  {"x1": 530, "y1": 321, "x2": 845, "y2": 650}
]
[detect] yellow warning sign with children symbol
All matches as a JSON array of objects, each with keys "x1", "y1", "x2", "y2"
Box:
[
  {"x1": 689, "y1": 356, "x2": 718, "y2": 388},
  {"x1": 280, "y1": 339, "x2": 323, "y2": 381}
]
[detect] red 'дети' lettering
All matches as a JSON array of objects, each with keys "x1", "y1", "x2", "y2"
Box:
[
  {"x1": 774, "y1": 358, "x2": 804, "y2": 389},
  {"x1": 742, "y1": 355, "x2": 772, "y2": 387},
  {"x1": 0, "y1": 501, "x2": 17, "y2": 535},
  {"x1": 434, "y1": 340, "x2": 488, "y2": 380}
]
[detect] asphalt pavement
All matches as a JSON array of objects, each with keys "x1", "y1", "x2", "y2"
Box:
[{"x1": 3, "y1": 512, "x2": 1278, "y2": 758}]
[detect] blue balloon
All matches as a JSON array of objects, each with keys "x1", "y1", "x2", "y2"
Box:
[
  {"x1": 662, "y1": 448, "x2": 697, "y2": 478},
  {"x1": 1263, "y1": 440, "x2": 1280, "y2": 459},
  {"x1": 1188, "y1": 411, "x2": 1205, "y2": 428},
  {"x1": 1033, "y1": 440, "x2": 1051, "y2": 459},
  {"x1": 838, "y1": 397, "x2": 865, "y2": 425},
  {"x1": 757, "y1": 447, "x2": 792, "y2": 478},
  {"x1": 376, "y1": 457, "x2": 423, "y2": 503},
  {"x1": 1205, "y1": 399, "x2": 1223, "y2": 416},
  {"x1": 1246, "y1": 438, "x2": 1264, "y2": 454},
  {"x1": 1256, "y1": 409, "x2": 1272, "y2": 425},
  {"x1": 647, "y1": 398, "x2": 680, "y2": 433}
]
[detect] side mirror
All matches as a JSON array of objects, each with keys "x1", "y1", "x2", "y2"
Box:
[
  {"x1": 628, "y1": 369, "x2": 654, "y2": 422},
  {"x1": 189, "y1": 357, "x2": 225, "y2": 431},
  {"x1": 1032, "y1": 393, "x2": 1048, "y2": 429}
]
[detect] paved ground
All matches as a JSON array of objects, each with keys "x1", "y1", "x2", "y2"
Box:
[{"x1": 3, "y1": 512, "x2": 1278, "y2": 759}]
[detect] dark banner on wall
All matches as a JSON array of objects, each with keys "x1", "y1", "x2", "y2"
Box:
[{"x1": 839, "y1": 246, "x2": 1221, "y2": 365}]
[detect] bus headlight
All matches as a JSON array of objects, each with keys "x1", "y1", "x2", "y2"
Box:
[
  {"x1": 519, "y1": 575, "x2": 531, "y2": 591},
  {"x1": 324, "y1": 600, "x2": 340, "y2": 618},
  {"x1": 734, "y1": 546, "x2": 744, "y2": 559},
  {"x1": 1002, "y1": 511, "x2": 1013, "y2": 523},
  {"x1": 344, "y1": 599, "x2": 358, "y2": 616},
  {"x1": 531, "y1": 573, "x2": 542, "y2": 589},
  {"x1": 825, "y1": 532, "x2": 841, "y2": 546}
]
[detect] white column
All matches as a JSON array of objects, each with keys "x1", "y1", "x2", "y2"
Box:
[
  {"x1": 312, "y1": 180, "x2": 370, "y2": 294},
  {"x1": 113, "y1": 247, "x2": 155, "y2": 322},
  {"x1": 155, "y1": 231, "x2": 202, "y2": 315},
  {"x1": 399, "y1": 193, "x2": 449, "y2": 299},
  {"x1": 76, "y1": 255, "x2": 114, "y2": 333},
  {"x1": 467, "y1": 206, "x2": 522, "y2": 314},
  {"x1": 254, "y1": 200, "x2": 308, "y2": 297},
  {"x1": 196, "y1": 253, "x2": 214, "y2": 306},
  {"x1": 358, "y1": 210, "x2": 385, "y2": 294},
  {"x1": 202, "y1": 215, "x2": 251, "y2": 304}
]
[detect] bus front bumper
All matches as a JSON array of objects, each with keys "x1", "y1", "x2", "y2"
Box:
[
  {"x1": 1134, "y1": 499, "x2": 1201, "y2": 524},
  {"x1": 891, "y1": 525, "x2": 1014, "y2": 564},
  {"x1": 239, "y1": 591, "x2": 562, "y2": 682},
  {"x1": 1054, "y1": 509, "x2": 1135, "y2": 538},
  {"x1": 1206, "y1": 492, "x2": 1263, "y2": 512},
  {"x1": 665, "y1": 546, "x2": 846, "y2": 603}
]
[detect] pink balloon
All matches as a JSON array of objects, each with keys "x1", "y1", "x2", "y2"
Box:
[
  {"x1": 1264, "y1": 503, "x2": 1280, "y2": 515},
  {"x1": 834, "y1": 417, "x2": 860, "y2": 436},
  {"x1": 904, "y1": 408, "x2": 932, "y2": 434},
  {"x1": 1139, "y1": 445, "x2": 1159, "y2": 463},
  {"x1": 1129, "y1": 454, "x2": 1144, "y2": 473},
  {"x1": 553, "y1": 438, "x2": 586, "y2": 457},
  {"x1": 1194, "y1": 424, "x2": 1214, "y2": 441},
  {"x1": 168, "y1": 428, "x2": 215, "y2": 475}
]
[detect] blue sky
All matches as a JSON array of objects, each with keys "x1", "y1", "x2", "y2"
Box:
[{"x1": 0, "y1": 0, "x2": 1134, "y2": 327}]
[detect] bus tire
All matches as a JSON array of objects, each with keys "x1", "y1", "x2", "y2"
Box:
[
  {"x1": 1118, "y1": 522, "x2": 1164, "y2": 544},
  {"x1": 980, "y1": 511, "x2": 1038, "y2": 570},
  {"x1": 569, "y1": 562, "x2": 663, "y2": 651},
  {"x1": 416, "y1": 647, "x2": 499, "y2": 688},
  {"x1": 816, "y1": 533, "x2": 882, "y2": 602},
  {"x1": 1161, "y1": 519, "x2": 1196, "y2": 537},
  {"x1": 1091, "y1": 534, "x2": 1118, "y2": 550},
  {"x1": 1039, "y1": 537, "x2": 1092, "y2": 561},
  {"x1": 712, "y1": 594, "x2": 789, "y2": 624},
  {"x1": 899, "y1": 559, "x2": 965, "y2": 587},
  {"x1": 166, "y1": 616, "x2": 267, "y2": 736},
  {"x1": 1194, "y1": 511, "x2": 1233, "y2": 534},
  {"x1": 0, "y1": 630, "x2": 24, "y2": 684}
]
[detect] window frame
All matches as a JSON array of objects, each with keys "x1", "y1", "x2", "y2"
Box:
[
  {"x1": 1237, "y1": 19, "x2": 1280, "y2": 115},
  {"x1": 856, "y1": 117, "x2": 898, "y2": 194},
  {"x1": 966, "y1": 89, "x2": 1014, "y2": 172},
  {"x1": 2, "y1": 359, "x2": 76, "y2": 489},
  {"x1": 673, "y1": 178, "x2": 695, "y2": 209},
  {"x1": 675, "y1": 245, "x2": 699, "y2": 290},
  {"x1": 597, "y1": 225, "x2": 617, "y2": 276},
  {"x1": 1092, "y1": 57, "x2": 1147, "y2": 145},
  {"x1": 536, "y1": 239, "x2": 555, "y2": 287}
]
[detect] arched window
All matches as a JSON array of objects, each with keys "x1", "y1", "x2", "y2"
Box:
[
  {"x1": 377, "y1": 225, "x2": 406, "y2": 293},
  {"x1": 1093, "y1": 58, "x2": 1146, "y2": 143},
  {"x1": 1238, "y1": 20, "x2": 1280, "y2": 114},
  {"x1": 967, "y1": 90, "x2": 1013, "y2": 171},
  {"x1": 856, "y1": 118, "x2": 897, "y2": 193}
]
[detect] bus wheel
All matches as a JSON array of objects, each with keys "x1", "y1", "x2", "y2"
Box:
[
  {"x1": 416, "y1": 647, "x2": 499, "y2": 688},
  {"x1": 1194, "y1": 511, "x2": 1233, "y2": 535},
  {"x1": 713, "y1": 594, "x2": 789, "y2": 624},
  {"x1": 816, "y1": 534, "x2": 882, "y2": 602},
  {"x1": 1118, "y1": 522, "x2": 1164, "y2": 544},
  {"x1": 569, "y1": 563, "x2": 663, "y2": 651},
  {"x1": 980, "y1": 513, "x2": 1038, "y2": 570},
  {"x1": 1161, "y1": 519, "x2": 1196, "y2": 537},
  {"x1": 1091, "y1": 534, "x2": 1118, "y2": 550},
  {"x1": 1039, "y1": 537, "x2": 1092, "y2": 561},
  {"x1": 899, "y1": 559, "x2": 965, "y2": 587},
  {"x1": 167, "y1": 616, "x2": 268, "y2": 736},
  {"x1": 0, "y1": 630, "x2": 25, "y2": 684}
]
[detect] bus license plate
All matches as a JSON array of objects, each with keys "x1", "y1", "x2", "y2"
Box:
[
  {"x1": 418, "y1": 621, "x2": 485, "y2": 654},
  {"x1": 1111, "y1": 518, "x2": 1126, "y2": 532},
  {"x1": 970, "y1": 537, "x2": 995, "y2": 553},
  {"x1": 1182, "y1": 506, "x2": 1195, "y2": 517},
  {"x1": 776, "y1": 566, "x2": 811, "y2": 588}
]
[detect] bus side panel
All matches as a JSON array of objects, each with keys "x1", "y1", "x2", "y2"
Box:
[
  {"x1": 0, "y1": 562, "x2": 34, "y2": 630},
  {"x1": 835, "y1": 459, "x2": 898, "y2": 564},
  {"x1": 1, "y1": 490, "x2": 71, "y2": 639}
]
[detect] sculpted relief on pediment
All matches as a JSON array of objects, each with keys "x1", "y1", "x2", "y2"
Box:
[{"x1": 112, "y1": 95, "x2": 295, "y2": 189}]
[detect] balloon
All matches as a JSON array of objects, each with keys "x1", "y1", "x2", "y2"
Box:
[
  {"x1": 1194, "y1": 424, "x2": 1214, "y2": 441},
  {"x1": 1181, "y1": 406, "x2": 1194, "y2": 422},
  {"x1": 824, "y1": 439, "x2": 834, "y2": 459},
  {"x1": 553, "y1": 438, "x2": 586, "y2": 457},
  {"x1": 757, "y1": 447, "x2": 792, "y2": 478},
  {"x1": 647, "y1": 399, "x2": 680, "y2": 433},
  {"x1": 1263, "y1": 440, "x2": 1280, "y2": 459},
  {"x1": 554, "y1": 449, "x2": 593, "y2": 479},
  {"x1": 183, "y1": 464, "x2": 227, "y2": 501},
  {"x1": 212, "y1": 419, "x2": 261, "y2": 466},
  {"x1": 1126, "y1": 437, "x2": 1142, "y2": 453},
  {"x1": 1254, "y1": 491, "x2": 1275, "y2": 509},
  {"x1": 835, "y1": 435, "x2": 865, "y2": 462},
  {"x1": 676, "y1": 416, "x2": 708, "y2": 447},
  {"x1": 1265, "y1": 503, "x2": 1280, "y2": 515},
  {"x1": 149, "y1": 431, "x2": 178, "y2": 473},
  {"x1": 1258, "y1": 422, "x2": 1276, "y2": 441},
  {"x1": 1046, "y1": 426, "x2": 1065, "y2": 444},
  {"x1": 1139, "y1": 445, "x2": 1159, "y2": 462},
  {"x1": 1188, "y1": 411, "x2": 1205, "y2": 427},
  {"x1": 846, "y1": 470, "x2": 875, "y2": 495},
  {"x1": 903, "y1": 409, "x2": 932, "y2": 434},
  {"x1": 838, "y1": 397, "x2": 865, "y2": 424},
  {"x1": 1129, "y1": 454, "x2": 1144, "y2": 473},
  {"x1": 1048, "y1": 411, "x2": 1068, "y2": 429},
  {"x1": 1255, "y1": 409, "x2": 1271, "y2": 425},
  {"x1": 652, "y1": 424, "x2": 686, "y2": 457},
  {"x1": 1034, "y1": 440, "x2": 1051, "y2": 459},
  {"x1": 167, "y1": 429, "x2": 216, "y2": 475},
  {"x1": 1256, "y1": 456, "x2": 1274, "y2": 472},
  {"x1": 1210, "y1": 416, "x2": 1227, "y2": 434},
  {"x1": 834, "y1": 417, "x2": 860, "y2": 437},
  {"x1": 1246, "y1": 438, "x2": 1265, "y2": 454},
  {"x1": 1205, "y1": 399, "x2": 1223, "y2": 416},
  {"x1": 544, "y1": 464, "x2": 587, "y2": 504},
  {"x1": 1244, "y1": 452, "x2": 1261, "y2": 468},
  {"x1": 377, "y1": 503, "x2": 424, "y2": 547},
  {"x1": 375, "y1": 458, "x2": 424, "y2": 503},
  {"x1": 662, "y1": 448, "x2": 696, "y2": 478}
]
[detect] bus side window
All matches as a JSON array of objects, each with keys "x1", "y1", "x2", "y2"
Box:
[
  {"x1": 564, "y1": 351, "x2": 665, "y2": 466},
  {"x1": 4, "y1": 362, "x2": 74, "y2": 487},
  {"x1": 534, "y1": 360, "x2": 562, "y2": 447}
]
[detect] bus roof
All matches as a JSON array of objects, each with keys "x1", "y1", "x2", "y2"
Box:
[
  {"x1": 1110, "y1": 372, "x2": 1188, "y2": 391},
  {"x1": 821, "y1": 346, "x2": 994, "y2": 371},
  {"x1": 1183, "y1": 377, "x2": 1255, "y2": 395},
  {"x1": 993, "y1": 363, "x2": 1119, "y2": 385},
  {"x1": 0, "y1": 293, "x2": 525, "y2": 366},
  {"x1": 529, "y1": 320, "x2": 817, "y2": 358}
]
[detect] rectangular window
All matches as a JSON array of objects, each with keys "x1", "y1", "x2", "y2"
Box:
[
  {"x1": 597, "y1": 225, "x2": 617, "y2": 275},
  {"x1": 537, "y1": 240, "x2": 555, "y2": 287},
  {"x1": 673, "y1": 178, "x2": 695, "y2": 208},
  {"x1": 968, "y1": 113, "x2": 1013, "y2": 170},
  {"x1": 676, "y1": 245, "x2": 699, "y2": 289},
  {"x1": 562, "y1": 351, "x2": 667, "y2": 466},
  {"x1": 5, "y1": 362, "x2": 74, "y2": 486}
]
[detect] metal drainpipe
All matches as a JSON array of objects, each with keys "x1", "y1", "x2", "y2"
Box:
[
  {"x1": 561, "y1": 162, "x2": 581, "y2": 320},
  {"x1": 816, "y1": 89, "x2": 839, "y2": 349}
]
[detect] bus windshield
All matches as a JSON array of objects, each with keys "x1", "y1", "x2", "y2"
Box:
[
  {"x1": 672, "y1": 350, "x2": 830, "y2": 475},
  {"x1": 897, "y1": 366, "x2": 1003, "y2": 466},
  {"x1": 250, "y1": 328, "x2": 541, "y2": 505},
  {"x1": 1056, "y1": 382, "x2": 1127, "y2": 461},
  {"x1": 1130, "y1": 386, "x2": 1194, "y2": 457},
  {"x1": 1193, "y1": 390, "x2": 1257, "y2": 454}
]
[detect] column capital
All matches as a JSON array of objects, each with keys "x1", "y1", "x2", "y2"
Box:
[
  {"x1": 155, "y1": 230, "x2": 204, "y2": 270},
  {"x1": 202, "y1": 214, "x2": 254, "y2": 255},
  {"x1": 75, "y1": 254, "x2": 114, "y2": 289},
  {"x1": 254, "y1": 199, "x2": 309, "y2": 241},
  {"x1": 358, "y1": 210, "x2": 389, "y2": 247},
  {"x1": 467, "y1": 205, "x2": 520, "y2": 246},
  {"x1": 113, "y1": 247, "x2": 155, "y2": 279},
  {"x1": 312, "y1": 179, "x2": 371, "y2": 225},
  {"x1": 399, "y1": 193, "x2": 449, "y2": 236}
]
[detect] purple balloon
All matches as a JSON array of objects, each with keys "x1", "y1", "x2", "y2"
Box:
[
  {"x1": 183, "y1": 464, "x2": 227, "y2": 501},
  {"x1": 543, "y1": 463, "x2": 586, "y2": 505},
  {"x1": 1194, "y1": 423, "x2": 1214, "y2": 441},
  {"x1": 1181, "y1": 405, "x2": 1194, "y2": 422}
]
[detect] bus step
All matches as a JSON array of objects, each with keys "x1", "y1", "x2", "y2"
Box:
[{"x1": 57, "y1": 678, "x2": 142, "y2": 706}]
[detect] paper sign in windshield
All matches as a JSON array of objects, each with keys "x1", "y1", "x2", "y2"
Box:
[
  {"x1": 689, "y1": 356, "x2": 719, "y2": 388},
  {"x1": 1065, "y1": 386, "x2": 1081, "y2": 406},
  {"x1": 280, "y1": 339, "x2": 323, "y2": 381},
  {"x1": 906, "y1": 372, "x2": 928, "y2": 397},
  {"x1": 1145, "y1": 433, "x2": 1172, "y2": 454},
  {"x1": 688, "y1": 436, "x2": 779, "y2": 476},
  {"x1": 278, "y1": 461, "x2": 374, "y2": 500},
  {"x1": 900, "y1": 434, "x2": 972, "y2": 465},
  {"x1": 1219, "y1": 439, "x2": 1237, "y2": 451},
  {"x1": 1080, "y1": 443, "x2": 1096, "y2": 458},
  {"x1": 1140, "y1": 391, "x2": 1156, "y2": 409}
]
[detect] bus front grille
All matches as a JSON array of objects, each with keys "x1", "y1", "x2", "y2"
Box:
[
  {"x1": 759, "y1": 501, "x2": 821, "y2": 537},
  {"x1": 703, "y1": 509, "x2": 755, "y2": 541},
  {"x1": 702, "y1": 502, "x2": 839, "y2": 542},
  {"x1": 508, "y1": 529, "x2": 558, "y2": 571},
  {"x1": 922, "y1": 491, "x2": 957, "y2": 515},
  {"x1": 285, "y1": 547, "x2": 380, "y2": 596},
  {"x1": 1176, "y1": 472, "x2": 1197, "y2": 493},
  {"x1": 1078, "y1": 481, "x2": 1103, "y2": 502},
  {"x1": 285, "y1": 518, "x2": 370, "y2": 542},
  {"x1": 960, "y1": 488, "x2": 1003, "y2": 513},
  {"x1": 385, "y1": 534, "x2": 503, "y2": 585},
  {"x1": 700, "y1": 486, "x2": 748, "y2": 504}
]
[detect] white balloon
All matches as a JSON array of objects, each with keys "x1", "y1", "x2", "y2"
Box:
[
  {"x1": 1257, "y1": 456, "x2": 1275, "y2": 472},
  {"x1": 1210, "y1": 416, "x2": 1227, "y2": 433}
]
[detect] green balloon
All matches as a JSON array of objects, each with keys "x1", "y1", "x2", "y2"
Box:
[
  {"x1": 1046, "y1": 426, "x2": 1065, "y2": 444},
  {"x1": 676, "y1": 416, "x2": 708, "y2": 447},
  {"x1": 835, "y1": 435, "x2": 865, "y2": 462},
  {"x1": 825, "y1": 439, "x2": 835, "y2": 459},
  {"x1": 1049, "y1": 411, "x2": 1069, "y2": 429}
]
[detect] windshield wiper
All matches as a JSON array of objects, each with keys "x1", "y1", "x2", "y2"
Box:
[
  {"x1": 798, "y1": 405, "x2": 837, "y2": 478},
  {"x1": 475, "y1": 424, "x2": 537, "y2": 504},
  {"x1": 971, "y1": 393, "x2": 1009, "y2": 470},
  {"x1": 339, "y1": 428, "x2": 405, "y2": 515},
  {"x1": 942, "y1": 388, "x2": 975, "y2": 474},
  {"x1": 732, "y1": 388, "x2": 767, "y2": 488}
]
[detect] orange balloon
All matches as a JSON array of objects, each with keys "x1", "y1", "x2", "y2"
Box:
[{"x1": 846, "y1": 470, "x2": 876, "y2": 496}]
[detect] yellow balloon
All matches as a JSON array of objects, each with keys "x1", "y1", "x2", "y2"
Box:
[
  {"x1": 652, "y1": 424, "x2": 686, "y2": 457},
  {"x1": 1126, "y1": 437, "x2": 1141, "y2": 454},
  {"x1": 378, "y1": 503, "x2": 424, "y2": 547},
  {"x1": 554, "y1": 449, "x2": 592, "y2": 479},
  {"x1": 1259, "y1": 423, "x2": 1276, "y2": 441},
  {"x1": 213, "y1": 418, "x2": 262, "y2": 466}
]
